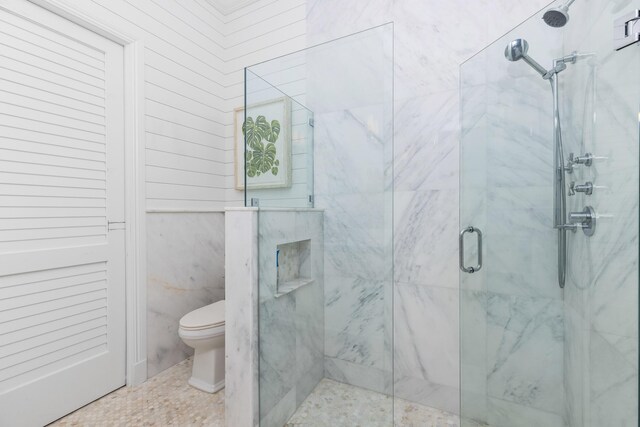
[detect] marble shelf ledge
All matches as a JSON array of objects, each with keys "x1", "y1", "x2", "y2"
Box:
[
  {"x1": 275, "y1": 277, "x2": 315, "y2": 298},
  {"x1": 224, "y1": 207, "x2": 258, "y2": 211},
  {"x1": 224, "y1": 206, "x2": 324, "y2": 212}
]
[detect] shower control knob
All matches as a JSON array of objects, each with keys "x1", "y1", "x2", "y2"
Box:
[
  {"x1": 574, "y1": 153, "x2": 593, "y2": 166},
  {"x1": 567, "y1": 153, "x2": 576, "y2": 173},
  {"x1": 567, "y1": 153, "x2": 594, "y2": 173},
  {"x1": 569, "y1": 181, "x2": 593, "y2": 196},
  {"x1": 568, "y1": 206, "x2": 596, "y2": 237}
]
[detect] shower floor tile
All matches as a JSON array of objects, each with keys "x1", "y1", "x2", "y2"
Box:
[
  {"x1": 285, "y1": 378, "x2": 462, "y2": 427},
  {"x1": 50, "y1": 357, "x2": 224, "y2": 426}
]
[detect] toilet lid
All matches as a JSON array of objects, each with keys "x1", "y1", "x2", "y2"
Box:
[{"x1": 179, "y1": 300, "x2": 225, "y2": 330}]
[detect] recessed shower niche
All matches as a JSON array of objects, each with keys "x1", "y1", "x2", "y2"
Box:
[{"x1": 276, "y1": 239, "x2": 313, "y2": 297}]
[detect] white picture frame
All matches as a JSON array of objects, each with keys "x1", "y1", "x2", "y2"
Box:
[{"x1": 235, "y1": 97, "x2": 292, "y2": 190}]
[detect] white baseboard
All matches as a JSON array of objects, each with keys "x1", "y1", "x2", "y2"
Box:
[{"x1": 127, "y1": 359, "x2": 147, "y2": 386}]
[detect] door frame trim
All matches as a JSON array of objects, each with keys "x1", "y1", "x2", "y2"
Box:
[{"x1": 28, "y1": 0, "x2": 148, "y2": 386}]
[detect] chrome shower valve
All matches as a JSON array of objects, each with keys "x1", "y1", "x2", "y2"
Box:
[
  {"x1": 566, "y1": 152, "x2": 593, "y2": 173},
  {"x1": 569, "y1": 181, "x2": 593, "y2": 196},
  {"x1": 568, "y1": 206, "x2": 597, "y2": 236}
]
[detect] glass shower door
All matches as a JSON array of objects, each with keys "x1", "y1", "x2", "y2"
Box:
[{"x1": 460, "y1": 1, "x2": 639, "y2": 426}]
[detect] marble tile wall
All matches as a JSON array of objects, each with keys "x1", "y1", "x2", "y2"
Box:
[
  {"x1": 146, "y1": 213, "x2": 225, "y2": 377},
  {"x1": 277, "y1": 240, "x2": 311, "y2": 288},
  {"x1": 306, "y1": 0, "x2": 553, "y2": 416},
  {"x1": 305, "y1": 22, "x2": 395, "y2": 395},
  {"x1": 224, "y1": 208, "x2": 259, "y2": 427},
  {"x1": 563, "y1": 1, "x2": 639, "y2": 425},
  {"x1": 458, "y1": 1, "x2": 640, "y2": 425},
  {"x1": 257, "y1": 209, "x2": 325, "y2": 427},
  {"x1": 314, "y1": 104, "x2": 394, "y2": 397},
  {"x1": 238, "y1": 1, "x2": 640, "y2": 425}
]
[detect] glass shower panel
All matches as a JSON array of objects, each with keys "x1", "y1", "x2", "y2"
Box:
[
  {"x1": 244, "y1": 68, "x2": 314, "y2": 208},
  {"x1": 562, "y1": 1, "x2": 639, "y2": 425},
  {"x1": 460, "y1": 1, "x2": 639, "y2": 426},
  {"x1": 247, "y1": 24, "x2": 393, "y2": 426}
]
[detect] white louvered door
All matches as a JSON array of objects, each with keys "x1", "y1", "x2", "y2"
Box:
[{"x1": 0, "y1": 2, "x2": 126, "y2": 426}]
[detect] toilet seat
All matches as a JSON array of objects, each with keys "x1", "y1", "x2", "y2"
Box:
[
  {"x1": 179, "y1": 300, "x2": 225, "y2": 331},
  {"x1": 179, "y1": 324, "x2": 224, "y2": 341}
]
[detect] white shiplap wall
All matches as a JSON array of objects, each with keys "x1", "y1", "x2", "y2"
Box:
[
  {"x1": 59, "y1": 0, "x2": 306, "y2": 210},
  {"x1": 221, "y1": 0, "x2": 307, "y2": 206}
]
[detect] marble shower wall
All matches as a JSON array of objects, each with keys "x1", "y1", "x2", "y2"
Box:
[
  {"x1": 224, "y1": 208, "x2": 259, "y2": 427},
  {"x1": 304, "y1": 25, "x2": 394, "y2": 397},
  {"x1": 563, "y1": 0, "x2": 639, "y2": 425},
  {"x1": 258, "y1": 209, "x2": 325, "y2": 427},
  {"x1": 316, "y1": 106, "x2": 394, "y2": 395},
  {"x1": 146, "y1": 213, "x2": 225, "y2": 377},
  {"x1": 459, "y1": 0, "x2": 640, "y2": 425},
  {"x1": 307, "y1": 0, "x2": 553, "y2": 415}
]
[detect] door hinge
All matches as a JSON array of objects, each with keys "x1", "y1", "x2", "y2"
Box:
[{"x1": 614, "y1": 9, "x2": 640, "y2": 50}]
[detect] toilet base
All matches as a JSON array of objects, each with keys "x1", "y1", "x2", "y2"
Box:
[
  {"x1": 188, "y1": 376, "x2": 225, "y2": 393},
  {"x1": 185, "y1": 333, "x2": 225, "y2": 394}
]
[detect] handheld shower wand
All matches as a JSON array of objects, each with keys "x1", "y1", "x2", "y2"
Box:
[
  {"x1": 504, "y1": 38, "x2": 583, "y2": 289},
  {"x1": 504, "y1": 39, "x2": 548, "y2": 77}
]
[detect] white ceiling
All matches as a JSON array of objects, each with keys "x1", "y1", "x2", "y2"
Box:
[{"x1": 205, "y1": 0, "x2": 262, "y2": 15}]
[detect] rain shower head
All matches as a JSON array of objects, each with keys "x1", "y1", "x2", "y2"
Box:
[
  {"x1": 543, "y1": 0, "x2": 576, "y2": 27},
  {"x1": 543, "y1": 7, "x2": 569, "y2": 27},
  {"x1": 504, "y1": 39, "x2": 548, "y2": 77}
]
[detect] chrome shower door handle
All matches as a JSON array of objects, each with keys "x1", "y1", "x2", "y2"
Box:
[{"x1": 459, "y1": 226, "x2": 483, "y2": 273}]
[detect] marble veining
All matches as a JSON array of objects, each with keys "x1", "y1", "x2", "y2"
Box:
[
  {"x1": 302, "y1": 1, "x2": 640, "y2": 425},
  {"x1": 324, "y1": 276, "x2": 387, "y2": 369},
  {"x1": 457, "y1": 6, "x2": 576, "y2": 425},
  {"x1": 394, "y1": 190, "x2": 459, "y2": 289},
  {"x1": 394, "y1": 283, "x2": 460, "y2": 415},
  {"x1": 308, "y1": 30, "x2": 394, "y2": 404},
  {"x1": 394, "y1": 91, "x2": 459, "y2": 193},
  {"x1": 277, "y1": 240, "x2": 312, "y2": 295},
  {"x1": 258, "y1": 210, "x2": 325, "y2": 426},
  {"x1": 307, "y1": 0, "x2": 556, "y2": 418},
  {"x1": 561, "y1": 0, "x2": 640, "y2": 425},
  {"x1": 225, "y1": 209, "x2": 259, "y2": 427},
  {"x1": 146, "y1": 213, "x2": 225, "y2": 378},
  {"x1": 485, "y1": 293, "x2": 564, "y2": 415}
]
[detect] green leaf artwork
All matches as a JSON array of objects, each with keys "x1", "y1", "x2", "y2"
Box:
[{"x1": 242, "y1": 115, "x2": 281, "y2": 178}]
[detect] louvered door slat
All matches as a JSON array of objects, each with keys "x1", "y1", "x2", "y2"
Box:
[
  {"x1": 0, "y1": 11, "x2": 105, "y2": 63},
  {"x1": 0, "y1": 299, "x2": 107, "y2": 336},
  {"x1": 0, "y1": 3, "x2": 126, "y2": 426},
  {"x1": 0, "y1": 34, "x2": 105, "y2": 87},
  {"x1": 0, "y1": 138, "x2": 105, "y2": 161},
  {"x1": 0, "y1": 80, "x2": 105, "y2": 116}
]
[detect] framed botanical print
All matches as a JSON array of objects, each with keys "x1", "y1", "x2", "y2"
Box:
[{"x1": 235, "y1": 97, "x2": 292, "y2": 190}]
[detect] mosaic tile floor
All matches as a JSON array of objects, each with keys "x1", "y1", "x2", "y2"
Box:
[
  {"x1": 50, "y1": 358, "x2": 224, "y2": 426},
  {"x1": 285, "y1": 378, "x2": 463, "y2": 427},
  {"x1": 50, "y1": 359, "x2": 477, "y2": 427}
]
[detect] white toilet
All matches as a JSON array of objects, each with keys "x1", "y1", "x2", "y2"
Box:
[{"x1": 178, "y1": 300, "x2": 225, "y2": 393}]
